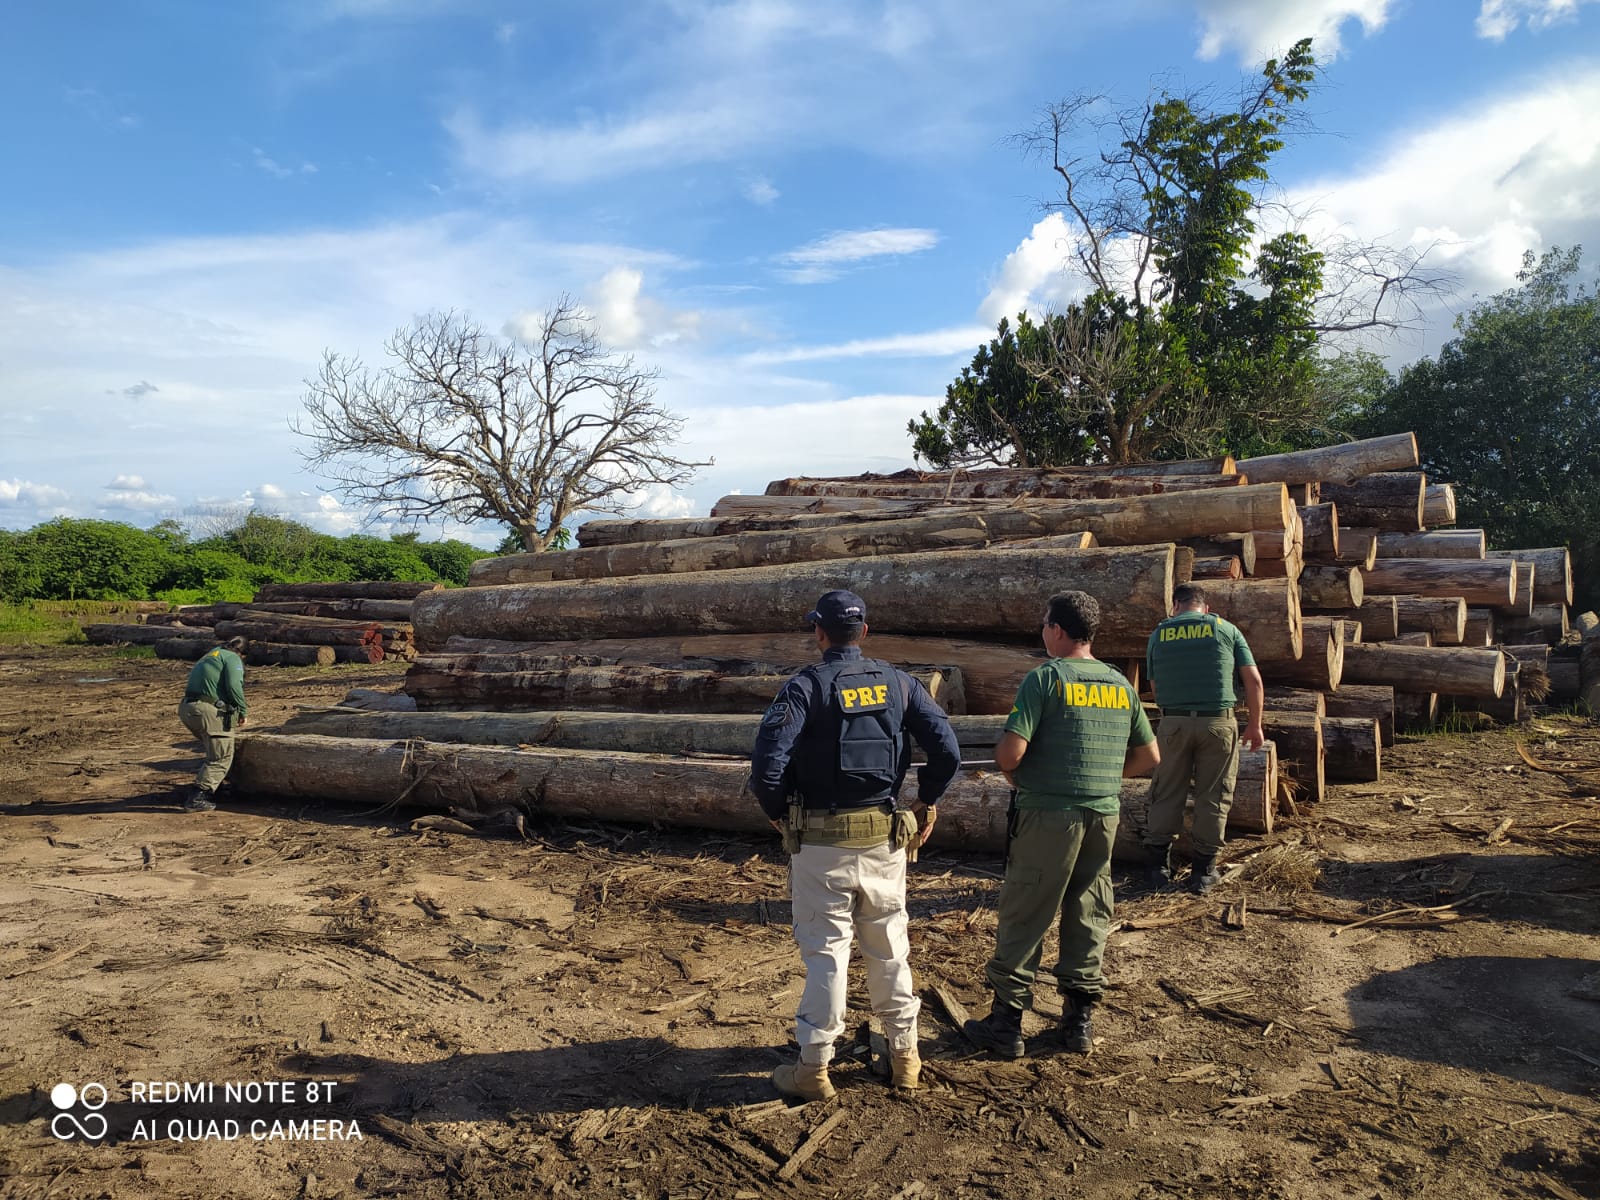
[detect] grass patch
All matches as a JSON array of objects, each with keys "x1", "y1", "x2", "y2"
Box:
[
  {"x1": 0, "y1": 601, "x2": 85, "y2": 646},
  {"x1": 109, "y1": 645, "x2": 156, "y2": 660}
]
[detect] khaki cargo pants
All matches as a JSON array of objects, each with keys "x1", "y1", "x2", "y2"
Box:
[
  {"x1": 984, "y1": 807, "x2": 1117, "y2": 1011},
  {"x1": 788, "y1": 808, "x2": 919, "y2": 1065},
  {"x1": 1145, "y1": 713, "x2": 1240, "y2": 858},
  {"x1": 178, "y1": 700, "x2": 235, "y2": 793}
]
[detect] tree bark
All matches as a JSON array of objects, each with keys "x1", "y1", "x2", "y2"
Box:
[
  {"x1": 764, "y1": 461, "x2": 1239, "y2": 494},
  {"x1": 1384, "y1": 632, "x2": 1433, "y2": 646},
  {"x1": 1184, "y1": 535, "x2": 1256, "y2": 575},
  {"x1": 432, "y1": 632, "x2": 1053, "y2": 716},
  {"x1": 1423, "y1": 484, "x2": 1456, "y2": 527},
  {"x1": 155, "y1": 637, "x2": 214, "y2": 660},
  {"x1": 1342, "y1": 643, "x2": 1505, "y2": 697},
  {"x1": 1548, "y1": 657, "x2": 1580, "y2": 702},
  {"x1": 244, "y1": 642, "x2": 337, "y2": 667},
  {"x1": 333, "y1": 644, "x2": 385, "y2": 664},
  {"x1": 1306, "y1": 598, "x2": 1397, "y2": 642},
  {"x1": 1298, "y1": 565, "x2": 1363, "y2": 609},
  {"x1": 1323, "y1": 684, "x2": 1394, "y2": 747},
  {"x1": 1393, "y1": 691, "x2": 1438, "y2": 732},
  {"x1": 1236, "y1": 433, "x2": 1418, "y2": 486},
  {"x1": 472, "y1": 513, "x2": 1009, "y2": 584},
  {"x1": 85, "y1": 623, "x2": 214, "y2": 645},
  {"x1": 215, "y1": 619, "x2": 381, "y2": 647},
  {"x1": 1256, "y1": 713, "x2": 1324, "y2": 804},
  {"x1": 1258, "y1": 686, "x2": 1325, "y2": 716},
  {"x1": 1362, "y1": 558, "x2": 1515, "y2": 607},
  {"x1": 1190, "y1": 578, "x2": 1303, "y2": 661},
  {"x1": 255, "y1": 581, "x2": 442, "y2": 601},
  {"x1": 1385, "y1": 595, "x2": 1468, "y2": 643},
  {"x1": 1375, "y1": 530, "x2": 1486, "y2": 559},
  {"x1": 1320, "y1": 473, "x2": 1426, "y2": 532},
  {"x1": 403, "y1": 656, "x2": 964, "y2": 715},
  {"x1": 1190, "y1": 556, "x2": 1242, "y2": 580},
  {"x1": 242, "y1": 599, "x2": 419, "y2": 622},
  {"x1": 1255, "y1": 617, "x2": 1342, "y2": 691},
  {"x1": 1497, "y1": 604, "x2": 1571, "y2": 646},
  {"x1": 1462, "y1": 608, "x2": 1496, "y2": 647},
  {"x1": 1321, "y1": 716, "x2": 1381, "y2": 782},
  {"x1": 1493, "y1": 562, "x2": 1536, "y2": 618},
  {"x1": 412, "y1": 546, "x2": 1175, "y2": 657},
  {"x1": 1487, "y1": 548, "x2": 1573, "y2": 605},
  {"x1": 1298, "y1": 503, "x2": 1338, "y2": 559},
  {"x1": 1335, "y1": 529, "x2": 1378, "y2": 570},
  {"x1": 756, "y1": 473, "x2": 1243, "y2": 500}
]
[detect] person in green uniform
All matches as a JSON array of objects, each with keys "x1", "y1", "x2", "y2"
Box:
[
  {"x1": 177, "y1": 636, "x2": 249, "y2": 812},
  {"x1": 963, "y1": 590, "x2": 1159, "y2": 1058},
  {"x1": 1142, "y1": 583, "x2": 1265, "y2": 894}
]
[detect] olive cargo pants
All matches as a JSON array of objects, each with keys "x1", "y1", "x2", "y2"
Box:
[
  {"x1": 1145, "y1": 713, "x2": 1240, "y2": 858},
  {"x1": 178, "y1": 700, "x2": 235, "y2": 793},
  {"x1": 984, "y1": 807, "x2": 1117, "y2": 1011}
]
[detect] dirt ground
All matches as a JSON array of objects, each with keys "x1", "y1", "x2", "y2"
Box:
[{"x1": 0, "y1": 644, "x2": 1597, "y2": 1200}]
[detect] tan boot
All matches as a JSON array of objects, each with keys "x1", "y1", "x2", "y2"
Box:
[
  {"x1": 890, "y1": 1047, "x2": 922, "y2": 1091},
  {"x1": 771, "y1": 1061, "x2": 836, "y2": 1101}
]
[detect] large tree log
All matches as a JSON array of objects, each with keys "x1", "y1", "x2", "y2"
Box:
[
  {"x1": 242, "y1": 599, "x2": 419, "y2": 622},
  {"x1": 1116, "y1": 747, "x2": 1277, "y2": 840},
  {"x1": 1323, "y1": 684, "x2": 1395, "y2": 747},
  {"x1": 85, "y1": 623, "x2": 214, "y2": 645},
  {"x1": 1191, "y1": 556, "x2": 1243, "y2": 580},
  {"x1": 215, "y1": 619, "x2": 380, "y2": 647},
  {"x1": 1487, "y1": 548, "x2": 1574, "y2": 605},
  {"x1": 1256, "y1": 618, "x2": 1343, "y2": 691},
  {"x1": 1375, "y1": 530, "x2": 1486, "y2": 559},
  {"x1": 245, "y1": 642, "x2": 337, "y2": 667},
  {"x1": 1493, "y1": 562, "x2": 1536, "y2": 618},
  {"x1": 1258, "y1": 687, "x2": 1325, "y2": 716},
  {"x1": 1184, "y1": 577, "x2": 1303, "y2": 661},
  {"x1": 404, "y1": 656, "x2": 965, "y2": 715},
  {"x1": 1307, "y1": 598, "x2": 1398, "y2": 642},
  {"x1": 1334, "y1": 528, "x2": 1379, "y2": 570},
  {"x1": 1445, "y1": 661, "x2": 1526, "y2": 725},
  {"x1": 1384, "y1": 632, "x2": 1434, "y2": 647},
  {"x1": 1497, "y1": 604, "x2": 1571, "y2": 646},
  {"x1": 1236, "y1": 433, "x2": 1419, "y2": 486},
  {"x1": 412, "y1": 546, "x2": 1175, "y2": 657},
  {"x1": 1257, "y1": 713, "x2": 1324, "y2": 804},
  {"x1": 1299, "y1": 565, "x2": 1363, "y2": 609},
  {"x1": 753, "y1": 474, "x2": 1243, "y2": 502},
  {"x1": 1394, "y1": 691, "x2": 1439, "y2": 732},
  {"x1": 1582, "y1": 621, "x2": 1600, "y2": 715},
  {"x1": 1363, "y1": 558, "x2": 1515, "y2": 607},
  {"x1": 717, "y1": 479, "x2": 1243, "y2": 517},
  {"x1": 155, "y1": 637, "x2": 215, "y2": 660},
  {"x1": 1385, "y1": 595, "x2": 1467, "y2": 643},
  {"x1": 1321, "y1": 716, "x2": 1381, "y2": 782},
  {"x1": 433, "y1": 632, "x2": 1052, "y2": 716},
  {"x1": 1184, "y1": 535, "x2": 1256, "y2": 575},
  {"x1": 1299, "y1": 503, "x2": 1339, "y2": 559},
  {"x1": 1548, "y1": 656, "x2": 1580, "y2": 702},
  {"x1": 1320, "y1": 473, "x2": 1426, "y2": 532},
  {"x1": 1462, "y1": 608, "x2": 1496, "y2": 647},
  {"x1": 255, "y1": 581, "x2": 441, "y2": 601},
  {"x1": 1424, "y1": 484, "x2": 1457, "y2": 528},
  {"x1": 766, "y1": 461, "x2": 1238, "y2": 494},
  {"x1": 280, "y1": 709, "x2": 1012, "y2": 757},
  {"x1": 333, "y1": 644, "x2": 385, "y2": 664},
  {"x1": 1342, "y1": 643, "x2": 1505, "y2": 697},
  {"x1": 473, "y1": 513, "x2": 1002, "y2": 585}
]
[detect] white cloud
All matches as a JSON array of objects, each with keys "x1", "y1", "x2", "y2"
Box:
[
  {"x1": 252, "y1": 147, "x2": 318, "y2": 179},
  {"x1": 0, "y1": 480, "x2": 71, "y2": 507},
  {"x1": 741, "y1": 326, "x2": 988, "y2": 365},
  {"x1": 778, "y1": 228, "x2": 940, "y2": 283},
  {"x1": 1477, "y1": 0, "x2": 1600, "y2": 39},
  {"x1": 102, "y1": 488, "x2": 178, "y2": 511},
  {"x1": 107, "y1": 474, "x2": 148, "y2": 490},
  {"x1": 504, "y1": 266, "x2": 706, "y2": 352},
  {"x1": 979, "y1": 214, "x2": 1091, "y2": 324},
  {"x1": 743, "y1": 176, "x2": 780, "y2": 206},
  {"x1": 1193, "y1": 0, "x2": 1393, "y2": 63}
]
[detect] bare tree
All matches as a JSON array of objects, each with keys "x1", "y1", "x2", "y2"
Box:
[{"x1": 296, "y1": 301, "x2": 708, "y2": 552}]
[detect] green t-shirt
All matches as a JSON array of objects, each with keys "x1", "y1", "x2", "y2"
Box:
[
  {"x1": 184, "y1": 647, "x2": 248, "y2": 716},
  {"x1": 1145, "y1": 612, "x2": 1255, "y2": 711},
  {"x1": 1004, "y1": 657, "x2": 1155, "y2": 813}
]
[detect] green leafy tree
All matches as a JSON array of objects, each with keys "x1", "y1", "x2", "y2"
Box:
[
  {"x1": 6, "y1": 519, "x2": 177, "y2": 600},
  {"x1": 1357, "y1": 246, "x2": 1600, "y2": 607},
  {"x1": 415, "y1": 538, "x2": 483, "y2": 587},
  {"x1": 913, "y1": 38, "x2": 1441, "y2": 467}
]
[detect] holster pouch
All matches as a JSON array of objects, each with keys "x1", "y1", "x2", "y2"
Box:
[
  {"x1": 783, "y1": 801, "x2": 804, "y2": 856},
  {"x1": 221, "y1": 707, "x2": 235, "y2": 733},
  {"x1": 890, "y1": 808, "x2": 919, "y2": 862}
]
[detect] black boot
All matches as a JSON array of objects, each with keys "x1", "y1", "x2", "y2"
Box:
[
  {"x1": 1188, "y1": 854, "x2": 1220, "y2": 894},
  {"x1": 963, "y1": 1002, "x2": 1025, "y2": 1059},
  {"x1": 1143, "y1": 843, "x2": 1173, "y2": 889},
  {"x1": 1058, "y1": 992, "x2": 1097, "y2": 1054},
  {"x1": 184, "y1": 786, "x2": 217, "y2": 812}
]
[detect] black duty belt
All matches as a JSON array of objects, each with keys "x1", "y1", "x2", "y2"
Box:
[
  {"x1": 1163, "y1": 707, "x2": 1232, "y2": 717},
  {"x1": 801, "y1": 800, "x2": 895, "y2": 814}
]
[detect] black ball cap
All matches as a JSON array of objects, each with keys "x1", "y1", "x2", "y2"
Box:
[{"x1": 804, "y1": 589, "x2": 867, "y2": 628}]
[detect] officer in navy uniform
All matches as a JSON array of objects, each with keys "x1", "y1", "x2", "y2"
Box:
[{"x1": 750, "y1": 589, "x2": 961, "y2": 1101}]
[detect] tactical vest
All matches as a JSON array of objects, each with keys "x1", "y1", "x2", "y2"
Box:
[{"x1": 791, "y1": 658, "x2": 906, "y2": 809}]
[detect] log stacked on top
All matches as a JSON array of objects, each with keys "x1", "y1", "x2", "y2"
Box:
[
  {"x1": 229, "y1": 431, "x2": 1587, "y2": 855},
  {"x1": 85, "y1": 580, "x2": 439, "y2": 666}
]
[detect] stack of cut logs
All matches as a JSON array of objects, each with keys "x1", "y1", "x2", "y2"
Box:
[
  {"x1": 233, "y1": 432, "x2": 1590, "y2": 858},
  {"x1": 84, "y1": 581, "x2": 436, "y2": 666}
]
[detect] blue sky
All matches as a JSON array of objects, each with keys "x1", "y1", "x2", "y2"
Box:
[{"x1": 2, "y1": 0, "x2": 1598, "y2": 545}]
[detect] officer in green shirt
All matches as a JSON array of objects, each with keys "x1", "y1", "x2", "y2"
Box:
[
  {"x1": 963, "y1": 590, "x2": 1159, "y2": 1058},
  {"x1": 1142, "y1": 583, "x2": 1265, "y2": 893},
  {"x1": 177, "y1": 636, "x2": 249, "y2": 812}
]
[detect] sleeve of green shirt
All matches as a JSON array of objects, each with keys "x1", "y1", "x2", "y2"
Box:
[
  {"x1": 1145, "y1": 627, "x2": 1160, "y2": 682},
  {"x1": 1128, "y1": 699, "x2": 1155, "y2": 748},
  {"x1": 1226, "y1": 622, "x2": 1256, "y2": 670},
  {"x1": 1003, "y1": 665, "x2": 1048, "y2": 742},
  {"x1": 223, "y1": 653, "x2": 247, "y2": 716}
]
